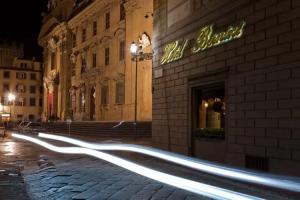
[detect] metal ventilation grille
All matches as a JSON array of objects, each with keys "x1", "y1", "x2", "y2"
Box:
[{"x1": 245, "y1": 155, "x2": 269, "y2": 171}]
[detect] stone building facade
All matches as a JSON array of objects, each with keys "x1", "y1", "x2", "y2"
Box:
[
  {"x1": 0, "y1": 57, "x2": 43, "y2": 122},
  {"x1": 152, "y1": 0, "x2": 300, "y2": 176},
  {"x1": 39, "y1": 0, "x2": 153, "y2": 122}
]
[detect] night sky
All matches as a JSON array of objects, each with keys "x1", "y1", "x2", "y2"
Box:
[{"x1": 0, "y1": 0, "x2": 48, "y2": 60}]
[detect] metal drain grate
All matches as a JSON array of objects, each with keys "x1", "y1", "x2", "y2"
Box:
[{"x1": 245, "y1": 155, "x2": 269, "y2": 171}]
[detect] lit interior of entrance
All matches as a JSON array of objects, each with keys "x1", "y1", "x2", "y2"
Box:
[{"x1": 193, "y1": 83, "x2": 225, "y2": 138}]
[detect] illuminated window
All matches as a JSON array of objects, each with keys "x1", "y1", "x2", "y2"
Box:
[
  {"x1": 16, "y1": 84, "x2": 26, "y2": 93},
  {"x1": 80, "y1": 91, "x2": 85, "y2": 112},
  {"x1": 71, "y1": 93, "x2": 76, "y2": 112},
  {"x1": 1, "y1": 97, "x2": 8, "y2": 106},
  {"x1": 16, "y1": 97, "x2": 26, "y2": 106},
  {"x1": 193, "y1": 83, "x2": 225, "y2": 138}
]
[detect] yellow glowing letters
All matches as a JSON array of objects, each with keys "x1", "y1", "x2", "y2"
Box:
[
  {"x1": 160, "y1": 40, "x2": 189, "y2": 65},
  {"x1": 192, "y1": 21, "x2": 246, "y2": 53},
  {"x1": 160, "y1": 21, "x2": 246, "y2": 65}
]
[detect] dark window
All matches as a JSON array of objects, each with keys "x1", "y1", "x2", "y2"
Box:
[
  {"x1": 16, "y1": 72, "x2": 26, "y2": 79},
  {"x1": 51, "y1": 52, "x2": 56, "y2": 70},
  {"x1": 39, "y1": 98, "x2": 43, "y2": 107},
  {"x1": 40, "y1": 86, "x2": 43, "y2": 94},
  {"x1": 29, "y1": 114, "x2": 35, "y2": 121},
  {"x1": 92, "y1": 53, "x2": 97, "y2": 68},
  {"x1": 105, "y1": 48, "x2": 110, "y2": 66},
  {"x1": 30, "y1": 98, "x2": 36, "y2": 106},
  {"x1": 81, "y1": 58, "x2": 87, "y2": 73},
  {"x1": 20, "y1": 63, "x2": 27, "y2": 69},
  {"x1": 30, "y1": 73, "x2": 36, "y2": 80},
  {"x1": 192, "y1": 83, "x2": 225, "y2": 139},
  {"x1": 101, "y1": 85, "x2": 109, "y2": 105},
  {"x1": 17, "y1": 114, "x2": 23, "y2": 119},
  {"x1": 120, "y1": 3, "x2": 125, "y2": 21},
  {"x1": 93, "y1": 21, "x2": 97, "y2": 36},
  {"x1": 30, "y1": 86, "x2": 36, "y2": 94},
  {"x1": 3, "y1": 84, "x2": 9, "y2": 92},
  {"x1": 82, "y1": 28, "x2": 86, "y2": 42},
  {"x1": 115, "y1": 82, "x2": 124, "y2": 104},
  {"x1": 3, "y1": 71, "x2": 10, "y2": 78},
  {"x1": 119, "y1": 41, "x2": 125, "y2": 61},
  {"x1": 105, "y1": 12, "x2": 110, "y2": 29},
  {"x1": 72, "y1": 33, "x2": 77, "y2": 47}
]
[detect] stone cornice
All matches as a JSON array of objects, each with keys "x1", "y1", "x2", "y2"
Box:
[{"x1": 68, "y1": 0, "x2": 114, "y2": 29}]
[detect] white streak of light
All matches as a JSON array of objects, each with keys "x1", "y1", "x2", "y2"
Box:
[
  {"x1": 12, "y1": 133, "x2": 262, "y2": 200},
  {"x1": 39, "y1": 132, "x2": 300, "y2": 193}
]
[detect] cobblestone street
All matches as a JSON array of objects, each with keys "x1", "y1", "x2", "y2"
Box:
[
  {"x1": 1, "y1": 132, "x2": 298, "y2": 200},
  {"x1": 24, "y1": 157, "x2": 205, "y2": 200}
]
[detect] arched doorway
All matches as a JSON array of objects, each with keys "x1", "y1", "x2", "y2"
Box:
[{"x1": 90, "y1": 87, "x2": 95, "y2": 120}]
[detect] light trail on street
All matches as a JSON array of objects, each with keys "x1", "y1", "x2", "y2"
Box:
[
  {"x1": 12, "y1": 133, "x2": 263, "y2": 200},
  {"x1": 38, "y1": 132, "x2": 300, "y2": 193}
]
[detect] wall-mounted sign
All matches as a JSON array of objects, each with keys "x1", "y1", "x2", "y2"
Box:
[
  {"x1": 161, "y1": 40, "x2": 189, "y2": 65},
  {"x1": 160, "y1": 21, "x2": 246, "y2": 65}
]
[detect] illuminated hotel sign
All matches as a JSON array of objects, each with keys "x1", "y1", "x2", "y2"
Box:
[{"x1": 161, "y1": 21, "x2": 246, "y2": 64}]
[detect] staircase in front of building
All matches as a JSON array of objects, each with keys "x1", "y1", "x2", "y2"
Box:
[{"x1": 39, "y1": 121, "x2": 152, "y2": 138}]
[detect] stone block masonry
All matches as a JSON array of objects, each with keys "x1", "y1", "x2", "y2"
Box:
[{"x1": 153, "y1": 0, "x2": 300, "y2": 176}]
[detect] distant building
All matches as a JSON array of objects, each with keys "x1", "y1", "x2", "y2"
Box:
[
  {"x1": 0, "y1": 54, "x2": 43, "y2": 122},
  {"x1": 0, "y1": 40, "x2": 23, "y2": 67},
  {"x1": 39, "y1": 0, "x2": 153, "y2": 122},
  {"x1": 152, "y1": 0, "x2": 300, "y2": 176}
]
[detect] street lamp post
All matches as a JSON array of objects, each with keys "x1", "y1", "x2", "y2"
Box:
[
  {"x1": 130, "y1": 42, "x2": 139, "y2": 137},
  {"x1": 130, "y1": 42, "x2": 139, "y2": 125},
  {"x1": 130, "y1": 39, "x2": 153, "y2": 137},
  {"x1": 8, "y1": 93, "x2": 16, "y2": 122}
]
